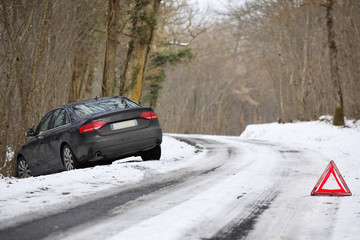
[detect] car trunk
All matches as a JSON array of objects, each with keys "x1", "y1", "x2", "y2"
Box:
[{"x1": 86, "y1": 107, "x2": 154, "y2": 136}]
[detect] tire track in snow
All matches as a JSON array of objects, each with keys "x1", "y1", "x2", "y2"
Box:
[
  {"x1": 9, "y1": 136, "x2": 240, "y2": 240},
  {"x1": 204, "y1": 139, "x2": 303, "y2": 240},
  {"x1": 225, "y1": 142, "x2": 337, "y2": 240},
  {"x1": 44, "y1": 136, "x2": 251, "y2": 240},
  {"x1": 207, "y1": 189, "x2": 280, "y2": 240},
  {"x1": 0, "y1": 179, "x2": 182, "y2": 240}
]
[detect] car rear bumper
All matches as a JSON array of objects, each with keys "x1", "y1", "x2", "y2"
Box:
[{"x1": 74, "y1": 126, "x2": 162, "y2": 162}]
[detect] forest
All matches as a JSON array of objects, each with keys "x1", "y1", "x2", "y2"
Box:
[{"x1": 1, "y1": 0, "x2": 359, "y2": 177}]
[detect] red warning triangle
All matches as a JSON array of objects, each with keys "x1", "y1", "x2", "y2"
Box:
[{"x1": 311, "y1": 160, "x2": 351, "y2": 196}]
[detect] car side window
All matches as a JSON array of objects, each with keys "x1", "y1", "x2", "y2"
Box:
[
  {"x1": 52, "y1": 109, "x2": 70, "y2": 129},
  {"x1": 36, "y1": 112, "x2": 53, "y2": 134}
]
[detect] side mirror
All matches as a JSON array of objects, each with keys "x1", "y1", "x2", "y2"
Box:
[{"x1": 25, "y1": 128, "x2": 35, "y2": 137}]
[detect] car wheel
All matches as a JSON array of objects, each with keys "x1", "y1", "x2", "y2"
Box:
[
  {"x1": 18, "y1": 157, "x2": 31, "y2": 178},
  {"x1": 141, "y1": 145, "x2": 161, "y2": 161},
  {"x1": 62, "y1": 145, "x2": 79, "y2": 171}
]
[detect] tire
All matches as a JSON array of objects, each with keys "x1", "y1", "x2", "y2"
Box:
[
  {"x1": 141, "y1": 145, "x2": 161, "y2": 161},
  {"x1": 62, "y1": 145, "x2": 79, "y2": 171},
  {"x1": 17, "y1": 157, "x2": 31, "y2": 178}
]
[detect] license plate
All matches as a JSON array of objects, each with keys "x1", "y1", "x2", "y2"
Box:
[{"x1": 110, "y1": 119, "x2": 138, "y2": 130}]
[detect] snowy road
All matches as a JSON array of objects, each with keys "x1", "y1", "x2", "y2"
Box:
[{"x1": 2, "y1": 131, "x2": 354, "y2": 240}]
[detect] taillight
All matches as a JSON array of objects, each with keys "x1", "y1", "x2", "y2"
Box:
[
  {"x1": 79, "y1": 120, "x2": 106, "y2": 133},
  {"x1": 140, "y1": 111, "x2": 158, "y2": 120}
]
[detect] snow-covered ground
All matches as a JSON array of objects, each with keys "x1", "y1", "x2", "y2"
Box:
[
  {"x1": 240, "y1": 116, "x2": 360, "y2": 239},
  {"x1": 1, "y1": 116, "x2": 359, "y2": 239},
  {"x1": 0, "y1": 136, "x2": 206, "y2": 230}
]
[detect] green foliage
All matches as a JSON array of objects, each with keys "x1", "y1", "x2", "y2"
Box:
[
  {"x1": 130, "y1": 1, "x2": 157, "y2": 46},
  {"x1": 135, "y1": 0, "x2": 149, "y2": 9},
  {"x1": 143, "y1": 48, "x2": 194, "y2": 108},
  {"x1": 150, "y1": 48, "x2": 193, "y2": 67}
]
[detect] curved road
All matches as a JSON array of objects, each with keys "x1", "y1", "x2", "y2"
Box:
[{"x1": 0, "y1": 135, "x2": 336, "y2": 240}]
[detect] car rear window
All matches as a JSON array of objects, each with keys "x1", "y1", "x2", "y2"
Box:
[{"x1": 72, "y1": 98, "x2": 139, "y2": 118}]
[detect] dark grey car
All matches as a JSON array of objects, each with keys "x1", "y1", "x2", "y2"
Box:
[{"x1": 17, "y1": 96, "x2": 162, "y2": 178}]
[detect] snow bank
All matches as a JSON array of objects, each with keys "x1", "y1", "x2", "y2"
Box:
[
  {"x1": 240, "y1": 116, "x2": 360, "y2": 162},
  {"x1": 240, "y1": 116, "x2": 360, "y2": 181}
]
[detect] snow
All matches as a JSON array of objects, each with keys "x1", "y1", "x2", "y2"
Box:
[
  {"x1": 240, "y1": 116, "x2": 360, "y2": 239},
  {"x1": 1, "y1": 116, "x2": 359, "y2": 239},
  {"x1": 0, "y1": 136, "x2": 205, "y2": 230},
  {"x1": 240, "y1": 116, "x2": 360, "y2": 193}
]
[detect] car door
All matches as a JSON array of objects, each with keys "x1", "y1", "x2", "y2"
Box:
[
  {"x1": 43, "y1": 108, "x2": 71, "y2": 171},
  {"x1": 28, "y1": 111, "x2": 54, "y2": 174}
]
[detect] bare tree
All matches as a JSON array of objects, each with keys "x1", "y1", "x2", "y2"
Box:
[
  {"x1": 0, "y1": 0, "x2": 52, "y2": 176},
  {"x1": 0, "y1": 0, "x2": 106, "y2": 177},
  {"x1": 225, "y1": 0, "x2": 359, "y2": 124},
  {"x1": 326, "y1": 0, "x2": 344, "y2": 125},
  {"x1": 157, "y1": 0, "x2": 360, "y2": 135},
  {"x1": 101, "y1": 0, "x2": 121, "y2": 97},
  {"x1": 156, "y1": 23, "x2": 277, "y2": 135}
]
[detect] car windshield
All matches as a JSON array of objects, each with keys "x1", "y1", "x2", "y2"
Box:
[{"x1": 72, "y1": 98, "x2": 139, "y2": 118}]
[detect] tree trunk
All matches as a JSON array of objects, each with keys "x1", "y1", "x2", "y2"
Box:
[
  {"x1": 101, "y1": 0, "x2": 120, "y2": 97},
  {"x1": 120, "y1": 0, "x2": 161, "y2": 102},
  {"x1": 326, "y1": 0, "x2": 345, "y2": 126},
  {"x1": 68, "y1": 56, "x2": 79, "y2": 103}
]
